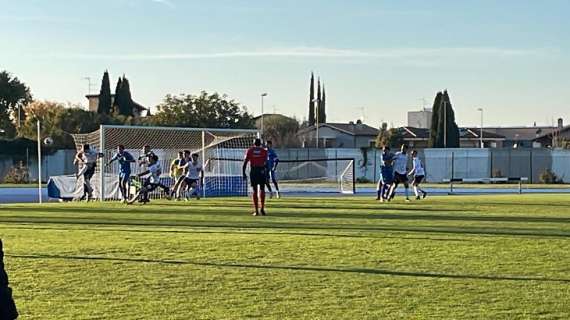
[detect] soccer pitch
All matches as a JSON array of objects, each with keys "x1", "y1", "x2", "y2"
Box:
[{"x1": 1, "y1": 195, "x2": 569, "y2": 319}]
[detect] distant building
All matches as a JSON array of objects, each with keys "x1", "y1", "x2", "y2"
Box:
[
  {"x1": 532, "y1": 119, "x2": 570, "y2": 148},
  {"x1": 399, "y1": 126, "x2": 506, "y2": 148},
  {"x1": 483, "y1": 119, "x2": 564, "y2": 148},
  {"x1": 298, "y1": 121, "x2": 379, "y2": 148},
  {"x1": 86, "y1": 94, "x2": 149, "y2": 117},
  {"x1": 407, "y1": 108, "x2": 432, "y2": 129}
]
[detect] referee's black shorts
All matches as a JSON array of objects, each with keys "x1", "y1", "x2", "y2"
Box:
[{"x1": 250, "y1": 167, "x2": 267, "y2": 187}]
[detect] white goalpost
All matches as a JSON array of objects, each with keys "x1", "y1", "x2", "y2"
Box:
[
  {"x1": 67, "y1": 125, "x2": 259, "y2": 201},
  {"x1": 47, "y1": 125, "x2": 356, "y2": 201}
]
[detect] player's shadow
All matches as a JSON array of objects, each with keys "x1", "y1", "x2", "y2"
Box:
[{"x1": 8, "y1": 253, "x2": 570, "y2": 283}]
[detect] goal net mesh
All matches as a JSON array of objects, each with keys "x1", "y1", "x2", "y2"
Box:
[
  {"x1": 69, "y1": 125, "x2": 258, "y2": 201},
  {"x1": 208, "y1": 158, "x2": 355, "y2": 194}
]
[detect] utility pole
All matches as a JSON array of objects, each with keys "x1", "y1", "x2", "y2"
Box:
[
  {"x1": 260, "y1": 93, "x2": 268, "y2": 138},
  {"x1": 83, "y1": 77, "x2": 93, "y2": 94},
  {"x1": 443, "y1": 99, "x2": 447, "y2": 148},
  {"x1": 312, "y1": 98, "x2": 320, "y2": 148},
  {"x1": 477, "y1": 108, "x2": 484, "y2": 148}
]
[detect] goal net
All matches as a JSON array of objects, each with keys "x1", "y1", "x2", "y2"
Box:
[
  {"x1": 207, "y1": 157, "x2": 355, "y2": 194},
  {"x1": 60, "y1": 125, "x2": 259, "y2": 201}
]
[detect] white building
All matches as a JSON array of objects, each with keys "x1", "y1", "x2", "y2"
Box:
[{"x1": 407, "y1": 108, "x2": 432, "y2": 129}]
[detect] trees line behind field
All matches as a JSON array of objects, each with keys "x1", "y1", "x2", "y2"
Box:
[{"x1": 1, "y1": 70, "x2": 268, "y2": 150}]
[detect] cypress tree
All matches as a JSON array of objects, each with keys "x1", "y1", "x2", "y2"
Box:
[
  {"x1": 308, "y1": 72, "x2": 315, "y2": 126},
  {"x1": 113, "y1": 77, "x2": 123, "y2": 114},
  {"x1": 320, "y1": 84, "x2": 327, "y2": 123},
  {"x1": 443, "y1": 90, "x2": 460, "y2": 148},
  {"x1": 97, "y1": 70, "x2": 112, "y2": 115},
  {"x1": 119, "y1": 76, "x2": 134, "y2": 117},
  {"x1": 114, "y1": 76, "x2": 134, "y2": 117},
  {"x1": 428, "y1": 91, "x2": 443, "y2": 147}
]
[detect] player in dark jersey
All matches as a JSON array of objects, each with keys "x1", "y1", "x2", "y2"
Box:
[
  {"x1": 107, "y1": 145, "x2": 136, "y2": 202},
  {"x1": 377, "y1": 146, "x2": 394, "y2": 202},
  {"x1": 243, "y1": 138, "x2": 268, "y2": 216},
  {"x1": 265, "y1": 140, "x2": 280, "y2": 199}
]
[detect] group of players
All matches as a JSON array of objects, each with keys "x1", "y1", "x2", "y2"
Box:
[
  {"x1": 73, "y1": 139, "x2": 281, "y2": 210},
  {"x1": 376, "y1": 144, "x2": 428, "y2": 202},
  {"x1": 72, "y1": 140, "x2": 427, "y2": 213}
]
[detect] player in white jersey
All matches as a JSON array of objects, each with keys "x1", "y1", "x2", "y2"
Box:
[
  {"x1": 128, "y1": 154, "x2": 170, "y2": 204},
  {"x1": 408, "y1": 150, "x2": 428, "y2": 200},
  {"x1": 177, "y1": 153, "x2": 204, "y2": 200},
  {"x1": 388, "y1": 144, "x2": 411, "y2": 202},
  {"x1": 73, "y1": 144, "x2": 102, "y2": 201}
]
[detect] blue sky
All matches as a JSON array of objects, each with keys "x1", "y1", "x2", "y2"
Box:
[{"x1": 1, "y1": 0, "x2": 569, "y2": 127}]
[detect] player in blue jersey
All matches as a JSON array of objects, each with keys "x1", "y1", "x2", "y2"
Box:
[
  {"x1": 377, "y1": 146, "x2": 394, "y2": 202},
  {"x1": 264, "y1": 140, "x2": 281, "y2": 198},
  {"x1": 107, "y1": 145, "x2": 136, "y2": 202}
]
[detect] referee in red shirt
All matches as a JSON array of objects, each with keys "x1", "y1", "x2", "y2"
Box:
[{"x1": 243, "y1": 138, "x2": 268, "y2": 216}]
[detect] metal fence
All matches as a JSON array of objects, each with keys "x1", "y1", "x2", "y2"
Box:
[{"x1": 2, "y1": 147, "x2": 570, "y2": 184}]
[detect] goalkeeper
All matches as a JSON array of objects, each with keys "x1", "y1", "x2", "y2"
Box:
[{"x1": 264, "y1": 140, "x2": 280, "y2": 198}]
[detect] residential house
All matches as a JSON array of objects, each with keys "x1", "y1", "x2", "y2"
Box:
[
  {"x1": 298, "y1": 121, "x2": 379, "y2": 148},
  {"x1": 86, "y1": 94, "x2": 149, "y2": 117},
  {"x1": 399, "y1": 127, "x2": 506, "y2": 148}
]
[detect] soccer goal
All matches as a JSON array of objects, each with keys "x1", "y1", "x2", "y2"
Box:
[
  {"x1": 58, "y1": 125, "x2": 259, "y2": 201},
  {"x1": 207, "y1": 157, "x2": 356, "y2": 194}
]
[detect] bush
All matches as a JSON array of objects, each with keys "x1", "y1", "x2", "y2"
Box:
[
  {"x1": 356, "y1": 177, "x2": 371, "y2": 183},
  {"x1": 539, "y1": 169, "x2": 563, "y2": 184},
  {"x1": 2, "y1": 161, "x2": 30, "y2": 183}
]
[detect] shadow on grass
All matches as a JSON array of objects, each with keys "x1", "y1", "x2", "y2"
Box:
[
  {"x1": 8, "y1": 253, "x2": 570, "y2": 283},
  {"x1": 1, "y1": 217, "x2": 569, "y2": 238},
  {"x1": 0, "y1": 225, "x2": 475, "y2": 242},
  {"x1": 3, "y1": 206, "x2": 570, "y2": 225}
]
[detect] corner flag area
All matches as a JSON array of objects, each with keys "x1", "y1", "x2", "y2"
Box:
[{"x1": 1, "y1": 195, "x2": 569, "y2": 319}]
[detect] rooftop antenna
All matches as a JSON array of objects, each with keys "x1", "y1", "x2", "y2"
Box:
[
  {"x1": 82, "y1": 77, "x2": 95, "y2": 94},
  {"x1": 359, "y1": 107, "x2": 365, "y2": 122},
  {"x1": 420, "y1": 97, "x2": 427, "y2": 110}
]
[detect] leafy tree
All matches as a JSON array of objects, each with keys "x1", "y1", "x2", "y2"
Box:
[
  {"x1": 375, "y1": 122, "x2": 404, "y2": 148},
  {"x1": 262, "y1": 114, "x2": 301, "y2": 147},
  {"x1": 18, "y1": 101, "x2": 65, "y2": 146},
  {"x1": 97, "y1": 71, "x2": 112, "y2": 115},
  {"x1": 152, "y1": 91, "x2": 254, "y2": 129},
  {"x1": 0, "y1": 71, "x2": 32, "y2": 138},
  {"x1": 308, "y1": 73, "x2": 315, "y2": 126},
  {"x1": 19, "y1": 101, "x2": 113, "y2": 148}
]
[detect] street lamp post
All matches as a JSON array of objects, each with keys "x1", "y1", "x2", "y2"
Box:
[
  {"x1": 260, "y1": 93, "x2": 268, "y2": 138},
  {"x1": 312, "y1": 98, "x2": 320, "y2": 148},
  {"x1": 443, "y1": 99, "x2": 447, "y2": 148},
  {"x1": 37, "y1": 120, "x2": 42, "y2": 204},
  {"x1": 477, "y1": 108, "x2": 484, "y2": 148}
]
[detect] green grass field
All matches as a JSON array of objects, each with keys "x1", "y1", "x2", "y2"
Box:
[{"x1": 1, "y1": 195, "x2": 569, "y2": 319}]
